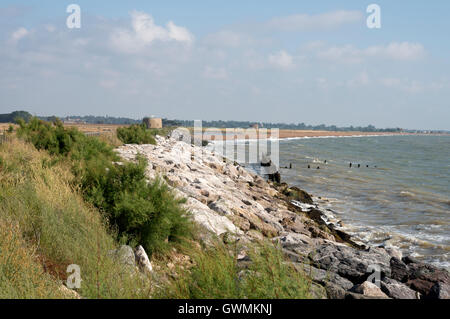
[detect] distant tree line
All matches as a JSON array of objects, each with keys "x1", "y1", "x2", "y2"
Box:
[
  {"x1": 5, "y1": 111, "x2": 449, "y2": 133},
  {"x1": 54, "y1": 115, "x2": 141, "y2": 125},
  {"x1": 164, "y1": 119, "x2": 403, "y2": 132},
  {"x1": 0, "y1": 111, "x2": 32, "y2": 123}
]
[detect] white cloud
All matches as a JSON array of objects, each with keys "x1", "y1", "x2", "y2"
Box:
[
  {"x1": 203, "y1": 66, "x2": 228, "y2": 79},
  {"x1": 317, "y1": 42, "x2": 426, "y2": 63},
  {"x1": 167, "y1": 21, "x2": 194, "y2": 43},
  {"x1": 111, "y1": 11, "x2": 194, "y2": 53},
  {"x1": 268, "y1": 50, "x2": 294, "y2": 69},
  {"x1": 10, "y1": 27, "x2": 29, "y2": 42},
  {"x1": 366, "y1": 42, "x2": 425, "y2": 61},
  {"x1": 317, "y1": 45, "x2": 363, "y2": 64},
  {"x1": 267, "y1": 10, "x2": 362, "y2": 31},
  {"x1": 204, "y1": 30, "x2": 245, "y2": 48}
]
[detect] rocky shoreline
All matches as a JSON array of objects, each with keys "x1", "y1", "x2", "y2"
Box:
[{"x1": 116, "y1": 136, "x2": 449, "y2": 299}]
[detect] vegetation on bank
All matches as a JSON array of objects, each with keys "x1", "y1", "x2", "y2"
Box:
[
  {"x1": 0, "y1": 139, "x2": 151, "y2": 298},
  {"x1": 117, "y1": 124, "x2": 157, "y2": 145},
  {"x1": 1, "y1": 118, "x2": 314, "y2": 299},
  {"x1": 157, "y1": 240, "x2": 313, "y2": 299},
  {"x1": 16, "y1": 117, "x2": 192, "y2": 254}
]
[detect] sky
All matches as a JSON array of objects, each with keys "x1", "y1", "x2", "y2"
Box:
[{"x1": 1, "y1": 1, "x2": 449, "y2": 130}]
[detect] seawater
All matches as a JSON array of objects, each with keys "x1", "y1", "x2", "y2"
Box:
[
  {"x1": 208, "y1": 135, "x2": 450, "y2": 268},
  {"x1": 278, "y1": 135, "x2": 450, "y2": 269}
]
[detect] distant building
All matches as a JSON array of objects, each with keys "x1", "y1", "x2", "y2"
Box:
[
  {"x1": 143, "y1": 117, "x2": 162, "y2": 129},
  {"x1": 250, "y1": 123, "x2": 259, "y2": 129}
]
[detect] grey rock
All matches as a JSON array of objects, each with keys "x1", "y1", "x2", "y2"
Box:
[
  {"x1": 380, "y1": 278, "x2": 417, "y2": 299},
  {"x1": 406, "y1": 261, "x2": 450, "y2": 298},
  {"x1": 309, "y1": 242, "x2": 391, "y2": 283},
  {"x1": 325, "y1": 283, "x2": 347, "y2": 299},
  {"x1": 282, "y1": 249, "x2": 305, "y2": 263},
  {"x1": 390, "y1": 257, "x2": 409, "y2": 282},
  {"x1": 275, "y1": 233, "x2": 315, "y2": 257},
  {"x1": 308, "y1": 266, "x2": 354, "y2": 290},
  {"x1": 110, "y1": 245, "x2": 136, "y2": 267}
]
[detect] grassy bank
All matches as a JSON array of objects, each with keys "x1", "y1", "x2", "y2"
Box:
[
  {"x1": 0, "y1": 119, "x2": 314, "y2": 299},
  {"x1": 0, "y1": 138, "x2": 151, "y2": 298}
]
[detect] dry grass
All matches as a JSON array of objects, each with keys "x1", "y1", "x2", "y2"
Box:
[
  {"x1": 0, "y1": 138, "x2": 153, "y2": 298},
  {"x1": 0, "y1": 220, "x2": 67, "y2": 298}
]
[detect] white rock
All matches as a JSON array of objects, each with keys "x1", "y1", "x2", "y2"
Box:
[
  {"x1": 187, "y1": 198, "x2": 242, "y2": 236},
  {"x1": 134, "y1": 245, "x2": 153, "y2": 274}
]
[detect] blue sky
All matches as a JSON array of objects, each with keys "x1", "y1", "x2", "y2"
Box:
[{"x1": 1, "y1": 1, "x2": 449, "y2": 129}]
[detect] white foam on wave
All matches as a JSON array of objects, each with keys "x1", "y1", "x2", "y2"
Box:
[{"x1": 279, "y1": 134, "x2": 399, "y2": 142}]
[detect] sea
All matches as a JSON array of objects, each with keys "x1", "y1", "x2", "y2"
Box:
[{"x1": 208, "y1": 134, "x2": 450, "y2": 269}]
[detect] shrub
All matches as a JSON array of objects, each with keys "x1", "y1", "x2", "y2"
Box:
[
  {"x1": 117, "y1": 124, "x2": 156, "y2": 145},
  {"x1": 16, "y1": 118, "x2": 193, "y2": 255},
  {"x1": 83, "y1": 155, "x2": 192, "y2": 254}
]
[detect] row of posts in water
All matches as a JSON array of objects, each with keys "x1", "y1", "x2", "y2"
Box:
[{"x1": 280, "y1": 161, "x2": 378, "y2": 170}]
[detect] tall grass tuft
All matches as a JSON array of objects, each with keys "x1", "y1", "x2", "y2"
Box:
[{"x1": 157, "y1": 239, "x2": 313, "y2": 299}]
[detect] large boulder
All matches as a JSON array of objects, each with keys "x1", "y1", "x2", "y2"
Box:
[
  {"x1": 274, "y1": 233, "x2": 315, "y2": 257},
  {"x1": 309, "y1": 243, "x2": 391, "y2": 284},
  {"x1": 350, "y1": 281, "x2": 389, "y2": 298},
  {"x1": 390, "y1": 257, "x2": 409, "y2": 282},
  {"x1": 282, "y1": 186, "x2": 313, "y2": 205},
  {"x1": 380, "y1": 278, "x2": 418, "y2": 299},
  {"x1": 187, "y1": 198, "x2": 242, "y2": 236},
  {"x1": 390, "y1": 256, "x2": 450, "y2": 298},
  {"x1": 406, "y1": 262, "x2": 450, "y2": 298},
  {"x1": 324, "y1": 283, "x2": 347, "y2": 299},
  {"x1": 308, "y1": 266, "x2": 354, "y2": 290},
  {"x1": 110, "y1": 245, "x2": 136, "y2": 267}
]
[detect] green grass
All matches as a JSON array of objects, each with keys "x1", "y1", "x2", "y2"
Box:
[{"x1": 156, "y1": 239, "x2": 313, "y2": 299}]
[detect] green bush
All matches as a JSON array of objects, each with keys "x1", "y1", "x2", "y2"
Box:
[
  {"x1": 16, "y1": 117, "x2": 192, "y2": 254},
  {"x1": 83, "y1": 155, "x2": 192, "y2": 254},
  {"x1": 117, "y1": 124, "x2": 156, "y2": 145}
]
